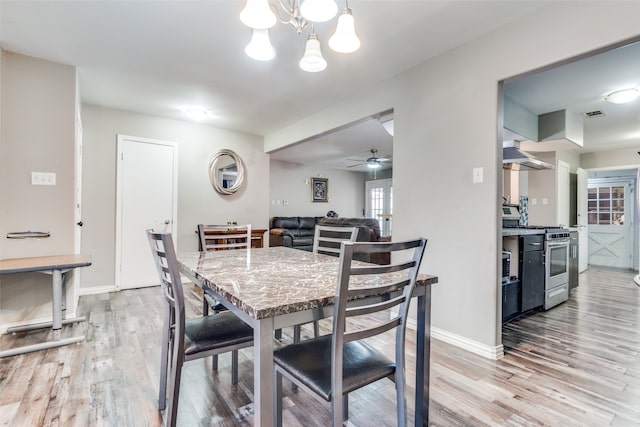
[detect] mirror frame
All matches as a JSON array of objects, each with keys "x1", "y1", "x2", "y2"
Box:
[{"x1": 208, "y1": 149, "x2": 246, "y2": 195}]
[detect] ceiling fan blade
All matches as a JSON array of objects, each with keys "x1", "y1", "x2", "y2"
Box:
[
  {"x1": 346, "y1": 158, "x2": 366, "y2": 162},
  {"x1": 347, "y1": 162, "x2": 366, "y2": 168}
]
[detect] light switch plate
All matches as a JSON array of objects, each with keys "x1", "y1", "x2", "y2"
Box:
[
  {"x1": 472, "y1": 167, "x2": 483, "y2": 183},
  {"x1": 32, "y1": 172, "x2": 56, "y2": 186}
]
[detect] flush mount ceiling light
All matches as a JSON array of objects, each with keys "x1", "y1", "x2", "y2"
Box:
[
  {"x1": 240, "y1": 0, "x2": 360, "y2": 72},
  {"x1": 604, "y1": 86, "x2": 640, "y2": 104},
  {"x1": 185, "y1": 109, "x2": 214, "y2": 121}
]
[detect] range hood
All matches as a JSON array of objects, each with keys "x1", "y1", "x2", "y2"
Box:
[{"x1": 503, "y1": 141, "x2": 553, "y2": 171}]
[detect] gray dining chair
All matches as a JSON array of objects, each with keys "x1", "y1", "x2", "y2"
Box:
[
  {"x1": 292, "y1": 225, "x2": 359, "y2": 342},
  {"x1": 147, "y1": 230, "x2": 254, "y2": 427},
  {"x1": 197, "y1": 224, "x2": 252, "y2": 369},
  {"x1": 197, "y1": 224, "x2": 252, "y2": 316},
  {"x1": 273, "y1": 238, "x2": 427, "y2": 426}
]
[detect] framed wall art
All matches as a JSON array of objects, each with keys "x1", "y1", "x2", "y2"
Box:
[{"x1": 311, "y1": 177, "x2": 328, "y2": 202}]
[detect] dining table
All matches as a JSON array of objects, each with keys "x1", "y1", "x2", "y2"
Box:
[{"x1": 178, "y1": 246, "x2": 438, "y2": 427}]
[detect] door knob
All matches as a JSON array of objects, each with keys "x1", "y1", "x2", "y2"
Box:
[
  {"x1": 77, "y1": 221, "x2": 84, "y2": 227},
  {"x1": 164, "y1": 220, "x2": 171, "y2": 225}
]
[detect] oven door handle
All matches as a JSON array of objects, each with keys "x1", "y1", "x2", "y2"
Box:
[{"x1": 546, "y1": 240, "x2": 570, "y2": 247}]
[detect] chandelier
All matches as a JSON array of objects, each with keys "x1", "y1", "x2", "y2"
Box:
[{"x1": 240, "y1": 0, "x2": 360, "y2": 72}]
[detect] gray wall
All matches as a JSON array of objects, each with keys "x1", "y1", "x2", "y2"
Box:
[
  {"x1": 263, "y1": 2, "x2": 640, "y2": 356},
  {"x1": 80, "y1": 104, "x2": 270, "y2": 291},
  {"x1": 580, "y1": 147, "x2": 640, "y2": 169},
  {"x1": 0, "y1": 51, "x2": 78, "y2": 327},
  {"x1": 269, "y1": 159, "x2": 366, "y2": 218}
]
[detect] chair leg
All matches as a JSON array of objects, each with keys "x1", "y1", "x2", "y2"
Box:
[
  {"x1": 313, "y1": 320, "x2": 320, "y2": 338},
  {"x1": 395, "y1": 368, "x2": 406, "y2": 427},
  {"x1": 166, "y1": 344, "x2": 184, "y2": 427},
  {"x1": 293, "y1": 325, "x2": 301, "y2": 343},
  {"x1": 158, "y1": 306, "x2": 171, "y2": 410},
  {"x1": 274, "y1": 328, "x2": 282, "y2": 340},
  {"x1": 343, "y1": 394, "x2": 349, "y2": 422},
  {"x1": 231, "y1": 350, "x2": 239, "y2": 385},
  {"x1": 202, "y1": 297, "x2": 209, "y2": 316},
  {"x1": 212, "y1": 354, "x2": 219, "y2": 371},
  {"x1": 274, "y1": 369, "x2": 283, "y2": 427},
  {"x1": 332, "y1": 391, "x2": 344, "y2": 427}
]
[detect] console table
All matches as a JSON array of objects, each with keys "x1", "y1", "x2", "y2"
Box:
[
  {"x1": 198, "y1": 228, "x2": 267, "y2": 250},
  {"x1": 0, "y1": 254, "x2": 91, "y2": 358}
]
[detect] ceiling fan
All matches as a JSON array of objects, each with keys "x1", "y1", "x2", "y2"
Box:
[{"x1": 347, "y1": 149, "x2": 391, "y2": 169}]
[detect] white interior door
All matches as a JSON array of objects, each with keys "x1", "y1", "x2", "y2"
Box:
[
  {"x1": 116, "y1": 135, "x2": 178, "y2": 290},
  {"x1": 577, "y1": 168, "x2": 588, "y2": 272}
]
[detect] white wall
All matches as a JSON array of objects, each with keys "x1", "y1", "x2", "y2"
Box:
[
  {"x1": 269, "y1": 160, "x2": 366, "y2": 218},
  {"x1": 580, "y1": 147, "x2": 640, "y2": 169},
  {"x1": 263, "y1": 2, "x2": 640, "y2": 357},
  {"x1": 80, "y1": 104, "x2": 269, "y2": 292},
  {"x1": 0, "y1": 51, "x2": 78, "y2": 329}
]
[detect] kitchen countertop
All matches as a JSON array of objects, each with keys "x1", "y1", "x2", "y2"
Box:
[{"x1": 502, "y1": 228, "x2": 546, "y2": 236}]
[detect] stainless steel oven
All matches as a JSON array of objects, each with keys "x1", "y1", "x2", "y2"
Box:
[{"x1": 544, "y1": 229, "x2": 570, "y2": 309}]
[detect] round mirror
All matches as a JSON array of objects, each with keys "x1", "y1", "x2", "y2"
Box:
[{"x1": 208, "y1": 149, "x2": 246, "y2": 195}]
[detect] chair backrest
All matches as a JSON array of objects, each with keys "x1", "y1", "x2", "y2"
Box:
[
  {"x1": 331, "y1": 238, "x2": 427, "y2": 394},
  {"x1": 312, "y1": 225, "x2": 358, "y2": 256},
  {"x1": 197, "y1": 224, "x2": 252, "y2": 251},
  {"x1": 147, "y1": 230, "x2": 186, "y2": 333}
]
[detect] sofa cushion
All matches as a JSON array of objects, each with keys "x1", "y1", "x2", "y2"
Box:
[
  {"x1": 299, "y1": 217, "x2": 318, "y2": 229},
  {"x1": 272, "y1": 217, "x2": 299, "y2": 229},
  {"x1": 319, "y1": 217, "x2": 381, "y2": 240}
]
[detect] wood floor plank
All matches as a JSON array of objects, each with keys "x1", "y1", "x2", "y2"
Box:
[{"x1": 1, "y1": 266, "x2": 639, "y2": 426}]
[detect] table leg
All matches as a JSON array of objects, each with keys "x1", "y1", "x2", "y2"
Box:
[
  {"x1": 52, "y1": 269, "x2": 63, "y2": 341},
  {"x1": 254, "y1": 317, "x2": 275, "y2": 427},
  {"x1": 414, "y1": 287, "x2": 431, "y2": 426}
]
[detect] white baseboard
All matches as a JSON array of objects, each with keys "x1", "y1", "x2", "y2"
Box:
[
  {"x1": 78, "y1": 285, "x2": 118, "y2": 296},
  {"x1": 406, "y1": 317, "x2": 504, "y2": 360}
]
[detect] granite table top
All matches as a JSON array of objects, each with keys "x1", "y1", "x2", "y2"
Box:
[{"x1": 178, "y1": 246, "x2": 438, "y2": 320}]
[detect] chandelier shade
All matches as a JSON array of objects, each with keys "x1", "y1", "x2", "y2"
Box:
[
  {"x1": 240, "y1": 0, "x2": 359, "y2": 72},
  {"x1": 245, "y1": 29, "x2": 276, "y2": 61},
  {"x1": 328, "y1": 8, "x2": 360, "y2": 53},
  {"x1": 299, "y1": 33, "x2": 327, "y2": 72},
  {"x1": 300, "y1": 0, "x2": 338, "y2": 23},
  {"x1": 240, "y1": 0, "x2": 277, "y2": 29}
]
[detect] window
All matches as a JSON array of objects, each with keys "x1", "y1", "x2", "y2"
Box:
[{"x1": 588, "y1": 185, "x2": 624, "y2": 225}]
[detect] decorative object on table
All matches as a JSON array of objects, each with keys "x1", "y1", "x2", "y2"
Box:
[
  {"x1": 326, "y1": 210, "x2": 338, "y2": 218},
  {"x1": 311, "y1": 177, "x2": 328, "y2": 202},
  {"x1": 240, "y1": 0, "x2": 360, "y2": 72},
  {"x1": 208, "y1": 149, "x2": 246, "y2": 195}
]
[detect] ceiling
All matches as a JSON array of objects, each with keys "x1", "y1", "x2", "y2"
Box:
[
  {"x1": 0, "y1": 0, "x2": 551, "y2": 168},
  {"x1": 503, "y1": 40, "x2": 640, "y2": 154},
  {"x1": 7, "y1": 1, "x2": 637, "y2": 171}
]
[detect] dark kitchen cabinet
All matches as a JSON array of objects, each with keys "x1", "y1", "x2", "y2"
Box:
[
  {"x1": 502, "y1": 278, "x2": 520, "y2": 323},
  {"x1": 520, "y1": 234, "x2": 544, "y2": 312}
]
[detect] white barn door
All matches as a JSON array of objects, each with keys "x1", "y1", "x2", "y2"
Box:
[{"x1": 115, "y1": 135, "x2": 178, "y2": 290}]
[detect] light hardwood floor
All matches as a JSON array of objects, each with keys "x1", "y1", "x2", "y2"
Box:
[{"x1": 1, "y1": 267, "x2": 639, "y2": 426}]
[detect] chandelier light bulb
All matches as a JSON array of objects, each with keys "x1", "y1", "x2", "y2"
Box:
[
  {"x1": 300, "y1": 0, "x2": 338, "y2": 23},
  {"x1": 604, "y1": 87, "x2": 640, "y2": 104},
  {"x1": 245, "y1": 29, "x2": 276, "y2": 61},
  {"x1": 299, "y1": 33, "x2": 327, "y2": 72},
  {"x1": 240, "y1": 0, "x2": 277, "y2": 29},
  {"x1": 328, "y1": 8, "x2": 360, "y2": 53}
]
